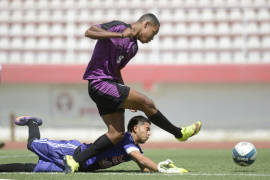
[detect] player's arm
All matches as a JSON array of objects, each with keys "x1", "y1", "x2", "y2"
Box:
[
  {"x1": 85, "y1": 25, "x2": 138, "y2": 40},
  {"x1": 85, "y1": 25, "x2": 123, "y2": 39},
  {"x1": 115, "y1": 68, "x2": 124, "y2": 84},
  {"x1": 129, "y1": 150, "x2": 158, "y2": 172}
]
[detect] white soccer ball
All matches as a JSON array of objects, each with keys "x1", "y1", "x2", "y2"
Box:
[{"x1": 232, "y1": 142, "x2": 257, "y2": 166}]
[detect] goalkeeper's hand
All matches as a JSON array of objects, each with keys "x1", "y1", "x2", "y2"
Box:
[{"x1": 157, "y1": 159, "x2": 188, "y2": 174}]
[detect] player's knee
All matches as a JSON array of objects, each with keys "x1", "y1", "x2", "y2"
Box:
[
  {"x1": 109, "y1": 131, "x2": 125, "y2": 144},
  {"x1": 27, "y1": 142, "x2": 32, "y2": 150},
  {"x1": 141, "y1": 98, "x2": 156, "y2": 114}
]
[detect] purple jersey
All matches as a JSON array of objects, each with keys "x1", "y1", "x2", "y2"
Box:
[
  {"x1": 83, "y1": 21, "x2": 138, "y2": 81},
  {"x1": 82, "y1": 132, "x2": 143, "y2": 171},
  {"x1": 30, "y1": 132, "x2": 142, "y2": 172}
]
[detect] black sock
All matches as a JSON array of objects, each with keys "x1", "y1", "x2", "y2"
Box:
[
  {"x1": 0, "y1": 163, "x2": 36, "y2": 172},
  {"x1": 148, "y1": 110, "x2": 182, "y2": 138},
  {"x1": 73, "y1": 134, "x2": 114, "y2": 163},
  {"x1": 27, "y1": 120, "x2": 40, "y2": 150}
]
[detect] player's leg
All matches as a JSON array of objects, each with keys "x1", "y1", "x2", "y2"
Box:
[
  {"x1": 72, "y1": 80, "x2": 127, "y2": 166},
  {"x1": 73, "y1": 111, "x2": 125, "y2": 163},
  {"x1": 0, "y1": 163, "x2": 36, "y2": 172},
  {"x1": 122, "y1": 88, "x2": 201, "y2": 141},
  {"x1": 14, "y1": 116, "x2": 42, "y2": 149}
]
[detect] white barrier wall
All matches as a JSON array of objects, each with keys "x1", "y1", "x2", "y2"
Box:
[{"x1": 0, "y1": 83, "x2": 270, "y2": 141}]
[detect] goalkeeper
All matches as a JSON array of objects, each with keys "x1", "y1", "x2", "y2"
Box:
[{"x1": 0, "y1": 116, "x2": 187, "y2": 174}]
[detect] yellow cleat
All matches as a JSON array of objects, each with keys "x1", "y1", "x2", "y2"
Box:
[
  {"x1": 63, "y1": 155, "x2": 79, "y2": 174},
  {"x1": 177, "y1": 121, "x2": 202, "y2": 141},
  {"x1": 168, "y1": 161, "x2": 188, "y2": 173}
]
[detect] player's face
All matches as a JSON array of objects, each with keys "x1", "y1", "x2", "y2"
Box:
[
  {"x1": 136, "y1": 122, "x2": 151, "y2": 144},
  {"x1": 138, "y1": 22, "x2": 159, "y2": 44}
]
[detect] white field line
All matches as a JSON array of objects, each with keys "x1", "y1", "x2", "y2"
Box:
[
  {"x1": 0, "y1": 155, "x2": 35, "y2": 159},
  {"x1": 0, "y1": 172, "x2": 270, "y2": 177}
]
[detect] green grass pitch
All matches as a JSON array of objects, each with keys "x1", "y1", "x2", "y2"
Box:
[{"x1": 0, "y1": 148, "x2": 270, "y2": 180}]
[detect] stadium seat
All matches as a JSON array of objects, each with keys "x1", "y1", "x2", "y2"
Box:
[
  {"x1": 37, "y1": 52, "x2": 49, "y2": 64},
  {"x1": 215, "y1": 9, "x2": 227, "y2": 21},
  {"x1": 38, "y1": 10, "x2": 50, "y2": 21},
  {"x1": 217, "y1": 23, "x2": 230, "y2": 34},
  {"x1": 10, "y1": 24, "x2": 23, "y2": 36},
  {"x1": 36, "y1": 0, "x2": 48, "y2": 8},
  {"x1": 25, "y1": 10, "x2": 36, "y2": 21},
  {"x1": 11, "y1": 11, "x2": 23, "y2": 21},
  {"x1": 78, "y1": 10, "x2": 89, "y2": 21},
  {"x1": 9, "y1": 51, "x2": 22, "y2": 63},
  {"x1": 176, "y1": 37, "x2": 188, "y2": 49},
  {"x1": 247, "y1": 22, "x2": 259, "y2": 34},
  {"x1": 190, "y1": 37, "x2": 203, "y2": 48},
  {"x1": 248, "y1": 52, "x2": 261, "y2": 63},
  {"x1": 51, "y1": 24, "x2": 63, "y2": 35},
  {"x1": 189, "y1": 23, "x2": 201, "y2": 34},
  {"x1": 1, "y1": 0, "x2": 269, "y2": 65},
  {"x1": 201, "y1": 9, "x2": 215, "y2": 21},
  {"x1": 51, "y1": 38, "x2": 65, "y2": 49},
  {"x1": 0, "y1": 0, "x2": 8, "y2": 8},
  {"x1": 0, "y1": 52, "x2": 8, "y2": 64},
  {"x1": 173, "y1": 9, "x2": 187, "y2": 21},
  {"x1": 10, "y1": 38, "x2": 23, "y2": 49},
  {"x1": 0, "y1": 37, "x2": 9, "y2": 48},
  {"x1": 25, "y1": 38, "x2": 36, "y2": 49},
  {"x1": 231, "y1": 23, "x2": 243, "y2": 33},
  {"x1": 244, "y1": 9, "x2": 257, "y2": 20},
  {"x1": 24, "y1": 24, "x2": 36, "y2": 35},
  {"x1": 38, "y1": 38, "x2": 50, "y2": 49},
  {"x1": 51, "y1": 52, "x2": 63, "y2": 64},
  {"x1": 24, "y1": 0, "x2": 35, "y2": 8},
  {"x1": 176, "y1": 23, "x2": 188, "y2": 34},
  {"x1": 0, "y1": 10, "x2": 8, "y2": 21},
  {"x1": 233, "y1": 52, "x2": 246, "y2": 64},
  {"x1": 260, "y1": 23, "x2": 270, "y2": 33},
  {"x1": 190, "y1": 52, "x2": 204, "y2": 64},
  {"x1": 0, "y1": 24, "x2": 9, "y2": 35},
  {"x1": 247, "y1": 37, "x2": 261, "y2": 48},
  {"x1": 219, "y1": 52, "x2": 233, "y2": 64},
  {"x1": 188, "y1": 9, "x2": 200, "y2": 21},
  {"x1": 262, "y1": 37, "x2": 270, "y2": 48},
  {"x1": 78, "y1": 53, "x2": 90, "y2": 64},
  {"x1": 230, "y1": 9, "x2": 242, "y2": 20},
  {"x1": 37, "y1": 24, "x2": 49, "y2": 35},
  {"x1": 160, "y1": 23, "x2": 173, "y2": 34},
  {"x1": 160, "y1": 9, "x2": 173, "y2": 21},
  {"x1": 258, "y1": 9, "x2": 269, "y2": 20},
  {"x1": 205, "y1": 37, "x2": 218, "y2": 48},
  {"x1": 205, "y1": 52, "x2": 218, "y2": 64},
  {"x1": 203, "y1": 23, "x2": 216, "y2": 34},
  {"x1": 219, "y1": 37, "x2": 232, "y2": 49},
  {"x1": 233, "y1": 37, "x2": 244, "y2": 48},
  {"x1": 175, "y1": 53, "x2": 189, "y2": 64},
  {"x1": 262, "y1": 52, "x2": 270, "y2": 63}
]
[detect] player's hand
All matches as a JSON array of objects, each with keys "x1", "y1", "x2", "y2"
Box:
[
  {"x1": 123, "y1": 27, "x2": 140, "y2": 39},
  {"x1": 129, "y1": 109, "x2": 137, "y2": 113},
  {"x1": 158, "y1": 159, "x2": 188, "y2": 174}
]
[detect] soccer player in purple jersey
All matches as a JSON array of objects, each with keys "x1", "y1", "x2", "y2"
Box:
[
  {"x1": 67, "y1": 13, "x2": 202, "y2": 173},
  {"x1": 0, "y1": 116, "x2": 187, "y2": 174}
]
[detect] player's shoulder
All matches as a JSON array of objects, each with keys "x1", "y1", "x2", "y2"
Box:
[{"x1": 101, "y1": 20, "x2": 131, "y2": 30}]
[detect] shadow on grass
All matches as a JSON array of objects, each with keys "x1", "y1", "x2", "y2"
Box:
[
  {"x1": 232, "y1": 170, "x2": 257, "y2": 173},
  {"x1": 93, "y1": 170, "x2": 141, "y2": 173}
]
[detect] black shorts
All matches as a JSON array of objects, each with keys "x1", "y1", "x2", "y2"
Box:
[{"x1": 88, "y1": 79, "x2": 130, "y2": 116}]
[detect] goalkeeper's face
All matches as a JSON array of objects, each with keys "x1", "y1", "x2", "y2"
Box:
[{"x1": 135, "y1": 122, "x2": 151, "y2": 144}]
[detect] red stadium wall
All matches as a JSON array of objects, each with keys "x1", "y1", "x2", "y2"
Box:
[{"x1": 1, "y1": 64, "x2": 270, "y2": 89}]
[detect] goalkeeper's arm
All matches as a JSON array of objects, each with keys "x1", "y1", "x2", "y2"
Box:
[
  {"x1": 129, "y1": 151, "x2": 158, "y2": 172},
  {"x1": 130, "y1": 151, "x2": 188, "y2": 173}
]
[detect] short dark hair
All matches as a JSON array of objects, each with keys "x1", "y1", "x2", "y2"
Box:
[
  {"x1": 127, "y1": 115, "x2": 151, "y2": 132},
  {"x1": 137, "y1": 13, "x2": 160, "y2": 27}
]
